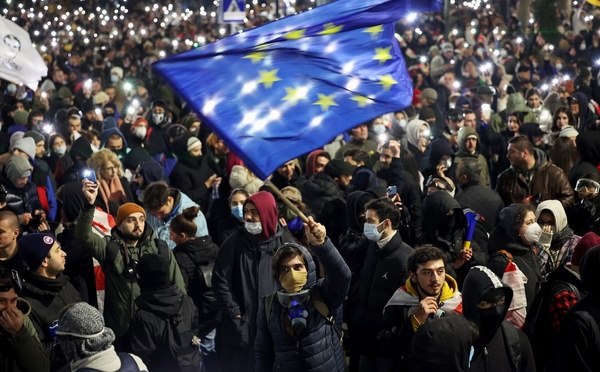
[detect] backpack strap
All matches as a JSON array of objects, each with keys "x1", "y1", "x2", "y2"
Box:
[
  {"x1": 311, "y1": 287, "x2": 343, "y2": 340},
  {"x1": 116, "y1": 352, "x2": 142, "y2": 372},
  {"x1": 498, "y1": 249, "x2": 513, "y2": 264},
  {"x1": 501, "y1": 322, "x2": 522, "y2": 372},
  {"x1": 265, "y1": 293, "x2": 276, "y2": 323}
]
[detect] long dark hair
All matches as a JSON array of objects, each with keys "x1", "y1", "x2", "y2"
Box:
[
  {"x1": 549, "y1": 137, "x2": 578, "y2": 176},
  {"x1": 551, "y1": 107, "x2": 575, "y2": 132}
]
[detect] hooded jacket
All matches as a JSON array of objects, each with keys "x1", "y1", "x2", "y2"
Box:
[
  {"x1": 454, "y1": 126, "x2": 491, "y2": 188},
  {"x1": 496, "y1": 148, "x2": 574, "y2": 211},
  {"x1": 422, "y1": 138, "x2": 455, "y2": 186},
  {"x1": 305, "y1": 149, "x2": 327, "y2": 177},
  {"x1": 462, "y1": 266, "x2": 535, "y2": 372},
  {"x1": 559, "y1": 245, "x2": 600, "y2": 372},
  {"x1": 74, "y1": 203, "x2": 186, "y2": 337},
  {"x1": 490, "y1": 93, "x2": 536, "y2": 133},
  {"x1": 145, "y1": 188, "x2": 209, "y2": 249},
  {"x1": 128, "y1": 284, "x2": 201, "y2": 371},
  {"x1": 405, "y1": 119, "x2": 431, "y2": 171},
  {"x1": 570, "y1": 92, "x2": 597, "y2": 132},
  {"x1": 535, "y1": 200, "x2": 580, "y2": 275},
  {"x1": 20, "y1": 271, "x2": 81, "y2": 371},
  {"x1": 422, "y1": 191, "x2": 486, "y2": 282},
  {"x1": 212, "y1": 190, "x2": 295, "y2": 371},
  {"x1": 570, "y1": 131, "x2": 600, "y2": 187},
  {"x1": 300, "y1": 172, "x2": 344, "y2": 218},
  {"x1": 255, "y1": 240, "x2": 351, "y2": 372},
  {"x1": 0, "y1": 298, "x2": 50, "y2": 372},
  {"x1": 487, "y1": 204, "x2": 542, "y2": 310}
]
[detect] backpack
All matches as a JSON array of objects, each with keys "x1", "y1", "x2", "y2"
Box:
[
  {"x1": 105, "y1": 237, "x2": 170, "y2": 275},
  {"x1": 500, "y1": 322, "x2": 522, "y2": 372},
  {"x1": 162, "y1": 296, "x2": 202, "y2": 371},
  {"x1": 522, "y1": 278, "x2": 581, "y2": 368},
  {"x1": 78, "y1": 352, "x2": 143, "y2": 372},
  {"x1": 265, "y1": 287, "x2": 342, "y2": 341},
  {"x1": 184, "y1": 236, "x2": 220, "y2": 322}
]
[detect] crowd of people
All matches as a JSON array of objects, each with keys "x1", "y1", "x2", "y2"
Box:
[{"x1": 2, "y1": 0, "x2": 600, "y2": 371}]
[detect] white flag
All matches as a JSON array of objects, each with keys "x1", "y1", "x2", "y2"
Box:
[{"x1": 0, "y1": 16, "x2": 47, "y2": 91}]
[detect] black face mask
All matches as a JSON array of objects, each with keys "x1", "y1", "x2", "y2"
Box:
[
  {"x1": 438, "y1": 214, "x2": 456, "y2": 240},
  {"x1": 477, "y1": 304, "x2": 506, "y2": 344}
]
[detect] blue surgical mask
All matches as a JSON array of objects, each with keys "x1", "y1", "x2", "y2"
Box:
[
  {"x1": 364, "y1": 221, "x2": 384, "y2": 241},
  {"x1": 231, "y1": 205, "x2": 243, "y2": 220}
]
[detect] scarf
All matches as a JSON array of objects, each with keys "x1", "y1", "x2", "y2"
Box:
[{"x1": 98, "y1": 177, "x2": 126, "y2": 213}]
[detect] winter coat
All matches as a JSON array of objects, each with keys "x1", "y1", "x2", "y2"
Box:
[
  {"x1": 571, "y1": 92, "x2": 597, "y2": 132},
  {"x1": 454, "y1": 126, "x2": 491, "y2": 188},
  {"x1": 169, "y1": 137, "x2": 221, "y2": 212},
  {"x1": 69, "y1": 346, "x2": 147, "y2": 372},
  {"x1": 0, "y1": 171, "x2": 43, "y2": 219},
  {"x1": 406, "y1": 120, "x2": 431, "y2": 172},
  {"x1": 74, "y1": 203, "x2": 186, "y2": 337},
  {"x1": 212, "y1": 223, "x2": 295, "y2": 371},
  {"x1": 254, "y1": 239, "x2": 351, "y2": 372},
  {"x1": 30, "y1": 160, "x2": 57, "y2": 222},
  {"x1": 127, "y1": 284, "x2": 201, "y2": 371},
  {"x1": 495, "y1": 149, "x2": 574, "y2": 211},
  {"x1": 145, "y1": 188, "x2": 209, "y2": 249},
  {"x1": 455, "y1": 180, "x2": 504, "y2": 233},
  {"x1": 462, "y1": 266, "x2": 536, "y2": 372},
  {"x1": 487, "y1": 206, "x2": 542, "y2": 310},
  {"x1": 559, "y1": 246, "x2": 600, "y2": 372},
  {"x1": 490, "y1": 93, "x2": 536, "y2": 133},
  {"x1": 217, "y1": 214, "x2": 244, "y2": 246},
  {"x1": 334, "y1": 138, "x2": 378, "y2": 160},
  {"x1": 569, "y1": 131, "x2": 600, "y2": 188},
  {"x1": 173, "y1": 237, "x2": 220, "y2": 337},
  {"x1": 20, "y1": 272, "x2": 81, "y2": 371},
  {"x1": 0, "y1": 298, "x2": 50, "y2": 372},
  {"x1": 348, "y1": 231, "x2": 414, "y2": 357},
  {"x1": 298, "y1": 172, "x2": 343, "y2": 219}
]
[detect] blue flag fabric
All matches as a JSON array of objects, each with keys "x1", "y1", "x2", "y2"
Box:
[{"x1": 153, "y1": 0, "x2": 442, "y2": 180}]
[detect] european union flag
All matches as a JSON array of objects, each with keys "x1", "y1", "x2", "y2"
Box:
[{"x1": 153, "y1": 0, "x2": 442, "y2": 180}]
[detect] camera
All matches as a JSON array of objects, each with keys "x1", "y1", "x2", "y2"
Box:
[
  {"x1": 122, "y1": 259, "x2": 139, "y2": 280},
  {"x1": 288, "y1": 300, "x2": 308, "y2": 332}
]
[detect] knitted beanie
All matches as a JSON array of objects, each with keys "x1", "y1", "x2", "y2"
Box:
[
  {"x1": 12, "y1": 109, "x2": 29, "y2": 126},
  {"x1": 56, "y1": 302, "x2": 116, "y2": 362},
  {"x1": 11, "y1": 137, "x2": 36, "y2": 159},
  {"x1": 9, "y1": 131, "x2": 25, "y2": 149},
  {"x1": 116, "y1": 203, "x2": 146, "y2": 226},
  {"x1": 137, "y1": 253, "x2": 171, "y2": 292},
  {"x1": 18, "y1": 233, "x2": 56, "y2": 271},
  {"x1": 24, "y1": 130, "x2": 45, "y2": 145},
  {"x1": 187, "y1": 136, "x2": 202, "y2": 152},
  {"x1": 572, "y1": 232, "x2": 600, "y2": 267}
]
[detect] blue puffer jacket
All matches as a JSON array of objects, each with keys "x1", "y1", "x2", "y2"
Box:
[
  {"x1": 146, "y1": 189, "x2": 208, "y2": 249},
  {"x1": 255, "y1": 238, "x2": 351, "y2": 372}
]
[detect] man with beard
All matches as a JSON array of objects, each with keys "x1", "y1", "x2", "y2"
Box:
[
  {"x1": 75, "y1": 179, "x2": 185, "y2": 343},
  {"x1": 382, "y1": 245, "x2": 463, "y2": 370},
  {"x1": 496, "y1": 136, "x2": 574, "y2": 210}
]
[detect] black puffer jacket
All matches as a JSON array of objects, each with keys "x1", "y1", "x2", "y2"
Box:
[
  {"x1": 173, "y1": 236, "x2": 220, "y2": 337},
  {"x1": 0, "y1": 172, "x2": 42, "y2": 219},
  {"x1": 487, "y1": 205, "x2": 542, "y2": 309},
  {"x1": 570, "y1": 131, "x2": 600, "y2": 188},
  {"x1": 255, "y1": 239, "x2": 350, "y2": 372},
  {"x1": 20, "y1": 272, "x2": 81, "y2": 372},
  {"x1": 300, "y1": 172, "x2": 344, "y2": 218}
]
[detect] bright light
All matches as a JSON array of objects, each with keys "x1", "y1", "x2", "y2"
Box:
[{"x1": 405, "y1": 13, "x2": 417, "y2": 23}]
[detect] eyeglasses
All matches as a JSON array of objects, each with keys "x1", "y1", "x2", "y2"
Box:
[{"x1": 575, "y1": 178, "x2": 600, "y2": 193}]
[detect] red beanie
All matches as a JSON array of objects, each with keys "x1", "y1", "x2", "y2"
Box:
[{"x1": 572, "y1": 232, "x2": 600, "y2": 267}]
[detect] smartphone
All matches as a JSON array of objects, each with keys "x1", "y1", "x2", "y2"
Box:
[
  {"x1": 81, "y1": 169, "x2": 98, "y2": 186},
  {"x1": 387, "y1": 185, "x2": 397, "y2": 197}
]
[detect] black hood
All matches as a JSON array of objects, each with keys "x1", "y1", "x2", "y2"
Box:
[
  {"x1": 345, "y1": 190, "x2": 377, "y2": 232},
  {"x1": 580, "y1": 245, "x2": 600, "y2": 295},
  {"x1": 576, "y1": 131, "x2": 600, "y2": 164},
  {"x1": 303, "y1": 172, "x2": 343, "y2": 199},
  {"x1": 135, "y1": 284, "x2": 185, "y2": 317},
  {"x1": 429, "y1": 138, "x2": 455, "y2": 167},
  {"x1": 422, "y1": 191, "x2": 465, "y2": 243},
  {"x1": 174, "y1": 237, "x2": 219, "y2": 265},
  {"x1": 407, "y1": 315, "x2": 475, "y2": 372},
  {"x1": 462, "y1": 266, "x2": 513, "y2": 345},
  {"x1": 22, "y1": 272, "x2": 71, "y2": 298},
  {"x1": 571, "y1": 92, "x2": 591, "y2": 121}
]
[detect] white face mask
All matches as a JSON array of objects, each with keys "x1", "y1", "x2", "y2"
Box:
[
  {"x1": 363, "y1": 221, "x2": 384, "y2": 242},
  {"x1": 91, "y1": 144, "x2": 100, "y2": 153},
  {"x1": 555, "y1": 63, "x2": 563, "y2": 71},
  {"x1": 111, "y1": 75, "x2": 119, "y2": 83},
  {"x1": 441, "y1": 158, "x2": 452, "y2": 168},
  {"x1": 524, "y1": 223, "x2": 542, "y2": 244},
  {"x1": 399, "y1": 119, "x2": 407, "y2": 128},
  {"x1": 245, "y1": 221, "x2": 262, "y2": 235},
  {"x1": 373, "y1": 124, "x2": 386, "y2": 135},
  {"x1": 580, "y1": 43, "x2": 587, "y2": 51},
  {"x1": 55, "y1": 145, "x2": 67, "y2": 155},
  {"x1": 133, "y1": 126, "x2": 147, "y2": 139},
  {"x1": 152, "y1": 113, "x2": 164, "y2": 124}
]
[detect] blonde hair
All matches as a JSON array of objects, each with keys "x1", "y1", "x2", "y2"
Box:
[
  {"x1": 87, "y1": 148, "x2": 123, "y2": 180},
  {"x1": 206, "y1": 132, "x2": 221, "y2": 149}
]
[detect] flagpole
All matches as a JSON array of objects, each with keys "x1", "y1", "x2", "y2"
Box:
[{"x1": 264, "y1": 179, "x2": 309, "y2": 223}]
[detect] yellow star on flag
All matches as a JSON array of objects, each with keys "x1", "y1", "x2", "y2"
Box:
[
  {"x1": 258, "y1": 69, "x2": 282, "y2": 89},
  {"x1": 373, "y1": 47, "x2": 393, "y2": 64},
  {"x1": 318, "y1": 23, "x2": 344, "y2": 35},
  {"x1": 282, "y1": 87, "x2": 308, "y2": 106},
  {"x1": 243, "y1": 52, "x2": 267, "y2": 64},
  {"x1": 283, "y1": 29, "x2": 306, "y2": 40},
  {"x1": 313, "y1": 93, "x2": 338, "y2": 111},
  {"x1": 363, "y1": 25, "x2": 383, "y2": 39},
  {"x1": 377, "y1": 74, "x2": 398, "y2": 91},
  {"x1": 350, "y1": 95, "x2": 374, "y2": 108}
]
